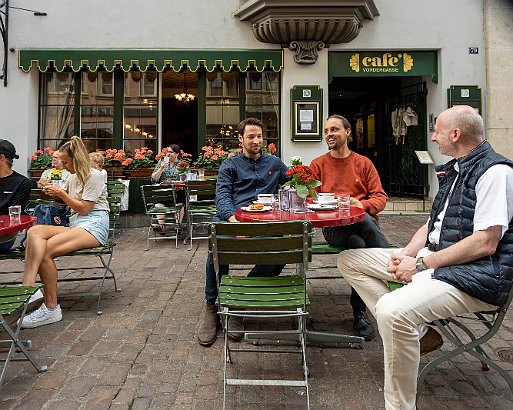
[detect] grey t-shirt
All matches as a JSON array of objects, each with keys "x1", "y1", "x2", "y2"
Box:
[{"x1": 67, "y1": 168, "x2": 109, "y2": 212}]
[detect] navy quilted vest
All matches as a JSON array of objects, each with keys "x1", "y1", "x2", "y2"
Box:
[{"x1": 427, "y1": 142, "x2": 513, "y2": 306}]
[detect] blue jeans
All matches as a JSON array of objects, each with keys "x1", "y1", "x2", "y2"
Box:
[
  {"x1": 323, "y1": 212, "x2": 390, "y2": 314},
  {"x1": 204, "y1": 258, "x2": 285, "y2": 303}
]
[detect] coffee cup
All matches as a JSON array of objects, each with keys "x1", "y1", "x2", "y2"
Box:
[
  {"x1": 317, "y1": 193, "x2": 335, "y2": 204},
  {"x1": 257, "y1": 194, "x2": 273, "y2": 205}
]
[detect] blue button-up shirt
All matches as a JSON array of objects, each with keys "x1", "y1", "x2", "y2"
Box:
[{"x1": 215, "y1": 153, "x2": 289, "y2": 221}]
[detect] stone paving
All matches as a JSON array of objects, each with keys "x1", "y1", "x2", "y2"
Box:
[{"x1": 1, "y1": 214, "x2": 513, "y2": 409}]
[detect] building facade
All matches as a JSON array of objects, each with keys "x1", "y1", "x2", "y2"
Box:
[{"x1": 1, "y1": 0, "x2": 509, "y2": 199}]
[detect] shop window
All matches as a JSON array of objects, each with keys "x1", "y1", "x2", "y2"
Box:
[
  {"x1": 39, "y1": 72, "x2": 76, "y2": 150},
  {"x1": 123, "y1": 72, "x2": 158, "y2": 152},
  {"x1": 206, "y1": 71, "x2": 240, "y2": 149},
  {"x1": 245, "y1": 71, "x2": 280, "y2": 151}
]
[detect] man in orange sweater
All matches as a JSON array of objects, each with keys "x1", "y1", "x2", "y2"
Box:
[{"x1": 310, "y1": 114, "x2": 389, "y2": 341}]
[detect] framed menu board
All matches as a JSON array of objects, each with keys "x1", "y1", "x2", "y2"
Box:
[{"x1": 290, "y1": 85, "x2": 323, "y2": 141}]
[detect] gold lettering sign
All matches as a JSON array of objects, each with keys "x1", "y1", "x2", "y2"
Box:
[{"x1": 349, "y1": 53, "x2": 414, "y2": 73}]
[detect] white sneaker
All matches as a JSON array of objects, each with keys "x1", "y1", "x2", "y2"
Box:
[
  {"x1": 28, "y1": 289, "x2": 44, "y2": 304},
  {"x1": 20, "y1": 303, "x2": 62, "y2": 328}
]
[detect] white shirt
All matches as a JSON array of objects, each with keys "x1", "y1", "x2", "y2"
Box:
[{"x1": 428, "y1": 163, "x2": 513, "y2": 244}]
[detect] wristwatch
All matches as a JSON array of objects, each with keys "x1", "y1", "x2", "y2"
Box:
[{"x1": 416, "y1": 257, "x2": 427, "y2": 272}]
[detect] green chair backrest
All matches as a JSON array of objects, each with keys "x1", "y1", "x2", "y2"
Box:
[
  {"x1": 209, "y1": 221, "x2": 312, "y2": 267},
  {"x1": 107, "y1": 181, "x2": 123, "y2": 237},
  {"x1": 140, "y1": 184, "x2": 177, "y2": 211},
  {"x1": 186, "y1": 180, "x2": 217, "y2": 203}
]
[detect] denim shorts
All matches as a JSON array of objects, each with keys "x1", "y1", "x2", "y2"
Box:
[{"x1": 69, "y1": 210, "x2": 109, "y2": 246}]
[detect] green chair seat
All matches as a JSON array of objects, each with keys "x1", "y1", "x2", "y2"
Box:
[{"x1": 0, "y1": 285, "x2": 42, "y2": 316}]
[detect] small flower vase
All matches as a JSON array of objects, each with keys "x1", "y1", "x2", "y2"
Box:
[
  {"x1": 179, "y1": 173, "x2": 187, "y2": 182},
  {"x1": 289, "y1": 189, "x2": 308, "y2": 213}
]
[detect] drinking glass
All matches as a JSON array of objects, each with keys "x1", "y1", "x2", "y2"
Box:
[
  {"x1": 279, "y1": 189, "x2": 290, "y2": 211},
  {"x1": 198, "y1": 168, "x2": 205, "y2": 180},
  {"x1": 8, "y1": 205, "x2": 21, "y2": 225},
  {"x1": 337, "y1": 194, "x2": 350, "y2": 216},
  {"x1": 271, "y1": 194, "x2": 280, "y2": 210}
]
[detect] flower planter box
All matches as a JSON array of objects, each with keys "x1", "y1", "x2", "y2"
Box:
[
  {"x1": 29, "y1": 168, "x2": 44, "y2": 180},
  {"x1": 124, "y1": 168, "x2": 154, "y2": 179}
]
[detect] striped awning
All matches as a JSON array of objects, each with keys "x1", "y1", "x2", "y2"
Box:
[{"x1": 19, "y1": 49, "x2": 284, "y2": 72}]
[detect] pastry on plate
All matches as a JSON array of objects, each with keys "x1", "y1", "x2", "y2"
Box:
[{"x1": 249, "y1": 203, "x2": 265, "y2": 210}]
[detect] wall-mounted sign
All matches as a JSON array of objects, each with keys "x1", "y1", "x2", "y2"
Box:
[
  {"x1": 447, "y1": 85, "x2": 481, "y2": 114},
  {"x1": 415, "y1": 150, "x2": 434, "y2": 165},
  {"x1": 329, "y1": 51, "x2": 438, "y2": 83},
  {"x1": 290, "y1": 85, "x2": 323, "y2": 141}
]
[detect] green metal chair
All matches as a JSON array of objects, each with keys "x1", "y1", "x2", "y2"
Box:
[
  {"x1": 0, "y1": 181, "x2": 123, "y2": 315},
  {"x1": 0, "y1": 285, "x2": 47, "y2": 386},
  {"x1": 140, "y1": 184, "x2": 183, "y2": 249},
  {"x1": 416, "y1": 282, "x2": 513, "y2": 401},
  {"x1": 210, "y1": 221, "x2": 312, "y2": 409},
  {"x1": 185, "y1": 179, "x2": 217, "y2": 250}
]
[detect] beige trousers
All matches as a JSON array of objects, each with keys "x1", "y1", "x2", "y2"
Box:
[{"x1": 337, "y1": 247, "x2": 495, "y2": 410}]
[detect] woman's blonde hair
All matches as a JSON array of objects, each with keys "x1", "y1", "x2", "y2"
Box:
[
  {"x1": 59, "y1": 136, "x2": 91, "y2": 186},
  {"x1": 89, "y1": 151, "x2": 105, "y2": 168}
]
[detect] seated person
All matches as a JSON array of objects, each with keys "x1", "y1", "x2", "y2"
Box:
[
  {"x1": 197, "y1": 117, "x2": 289, "y2": 347},
  {"x1": 20, "y1": 136, "x2": 110, "y2": 328},
  {"x1": 151, "y1": 144, "x2": 180, "y2": 183},
  {"x1": 89, "y1": 151, "x2": 108, "y2": 182},
  {"x1": 310, "y1": 114, "x2": 389, "y2": 341},
  {"x1": 150, "y1": 144, "x2": 184, "y2": 232},
  {"x1": 0, "y1": 139, "x2": 32, "y2": 251},
  {"x1": 336, "y1": 106, "x2": 513, "y2": 409},
  {"x1": 37, "y1": 150, "x2": 71, "y2": 188}
]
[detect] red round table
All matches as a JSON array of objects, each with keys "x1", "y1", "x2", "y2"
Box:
[
  {"x1": 0, "y1": 215, "x2": 37, "y2": 235},
  {"x1": 235, "y1": 206, "x2": 365, "y2": 228}
]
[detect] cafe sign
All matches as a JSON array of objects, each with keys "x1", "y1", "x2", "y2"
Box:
[
  {"x1": 350, "y1": 52, "x2": 413, "y2": 73},
  {"x1": 329, "y1": 50, "x2": 438, "y2": 83}
]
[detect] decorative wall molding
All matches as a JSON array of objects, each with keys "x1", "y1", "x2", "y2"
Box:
[{"x1": 234, "y1": 0, "x2": 379, "y2": 64}]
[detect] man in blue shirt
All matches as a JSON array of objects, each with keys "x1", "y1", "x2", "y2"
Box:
[{"x1": 197, "y1": 118, "x2": 289, "y2": 347}]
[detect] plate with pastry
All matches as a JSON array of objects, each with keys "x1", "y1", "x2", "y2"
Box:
[{"x1": 241, "y1": 203, "x2": 272, "y2": 212}]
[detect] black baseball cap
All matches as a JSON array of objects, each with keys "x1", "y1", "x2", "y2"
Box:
[{"x1": 0, "y1": 139, "x2": 19, "y2": 160}]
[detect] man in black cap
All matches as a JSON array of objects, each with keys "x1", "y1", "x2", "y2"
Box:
[{"x1": 0, "y1": 139, "x2": 32, "y2": 251}]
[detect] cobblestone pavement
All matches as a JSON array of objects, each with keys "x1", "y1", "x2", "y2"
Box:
[{"x1": 1, "y1": 214, "x2": 513, "y2": 409}]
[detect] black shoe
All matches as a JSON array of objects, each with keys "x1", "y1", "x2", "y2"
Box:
[{"x1": 353, "y1": 311, "x2": 375, "y2": 341}]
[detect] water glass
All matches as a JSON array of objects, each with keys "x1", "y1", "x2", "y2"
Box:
[
  {"x1": 271, "y1": 194, "x2": 280, "y2": 210},
  {"x1": 8, "y1": 205, "x2": 21, "y2": 225},
  {"x1": 279, "y1": 189, "x2": 290, "y2": 211},
  {"x1": 198, "y1": 168, "x2": 205, "y2": 180},
  {"x1": 337, "y1": 194, "x2": 350, "y2": 216}
]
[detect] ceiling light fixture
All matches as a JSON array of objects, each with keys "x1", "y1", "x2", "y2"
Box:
[{"x1": 174, "y1": 72, "x2": 195, "y2": 104}]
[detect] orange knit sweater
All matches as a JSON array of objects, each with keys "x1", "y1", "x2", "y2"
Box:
[{"x1": 310, "y1": 152, "x2": 388, "y2": 217}]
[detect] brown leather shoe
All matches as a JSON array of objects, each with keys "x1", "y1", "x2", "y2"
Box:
[
  {"x1": 420, "y1": 327, "x2": 443, "y2": 355},
  {"x1": 227, "y1": 315, "x2": 244, "y2": 341},
  {"x1": 197, "y1": 301, "x2": 218, "y2": 347}
]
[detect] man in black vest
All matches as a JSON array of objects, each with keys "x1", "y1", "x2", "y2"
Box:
[
  {"x1": 0, "y1": 139, "x2": 32, "y2": 251},
  {"x1": 337, "y1": 105, "x2": 513, "y2": 409}
]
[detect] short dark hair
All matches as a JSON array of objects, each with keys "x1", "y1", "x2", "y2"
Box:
[
  {"x1": 327, "y1": 114, "x2": 351, "y2": 130},
  {"x1": 326, "y1": 114, "x2": 352, "y2": 143},
  {"x1": 238, "y1": 118, "x2": 264, "y2": 136},
  {"x1": 169, "y1": 144, "x2": 180, "y2": 154}
]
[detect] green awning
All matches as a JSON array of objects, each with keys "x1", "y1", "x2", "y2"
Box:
[
  {"x1": 19, "y1": 49, "x2": 283, "y2": 72},
  {"x1": 329, "y1": 51, "x2": 438, "y2": 83}
]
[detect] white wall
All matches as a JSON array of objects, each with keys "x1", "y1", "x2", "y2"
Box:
[
  {"x1": 1, "y1": 0, "x2": 487, "y2": 198},
  {"x1": 327, "y1": 0, "x2": 486, "y2": 197}
]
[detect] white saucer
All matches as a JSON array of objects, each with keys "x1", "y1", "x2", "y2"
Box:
[
  {"x1": 307, "y1": 204, "x2": 338, "y2": 211},
  {"x1": 313, "y1": 200, "x2": 337, "y2": 206}
]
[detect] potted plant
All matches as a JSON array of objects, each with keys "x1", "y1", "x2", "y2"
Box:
[
  {"x1": 29, "y1": 147, "x2": 55, "y2": 179},
  {"x1": 261, "y1": 143, "x2": 277, "y2": 155},
  {"x1": 282, "y1": 156, "x2": 321, "y2": 211},
  {"x1": 101, "y1": 148, "x2": 131, "y2": 178},
  {"x1": 192, "y1": 145, "x2": 231, "y2": 173},
  {"x1": 125, "y1": 147, "x2": 155, "y2": 178},
  {"x1": 177, "y1": 161, "x2": 190, "y2": 181}
]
